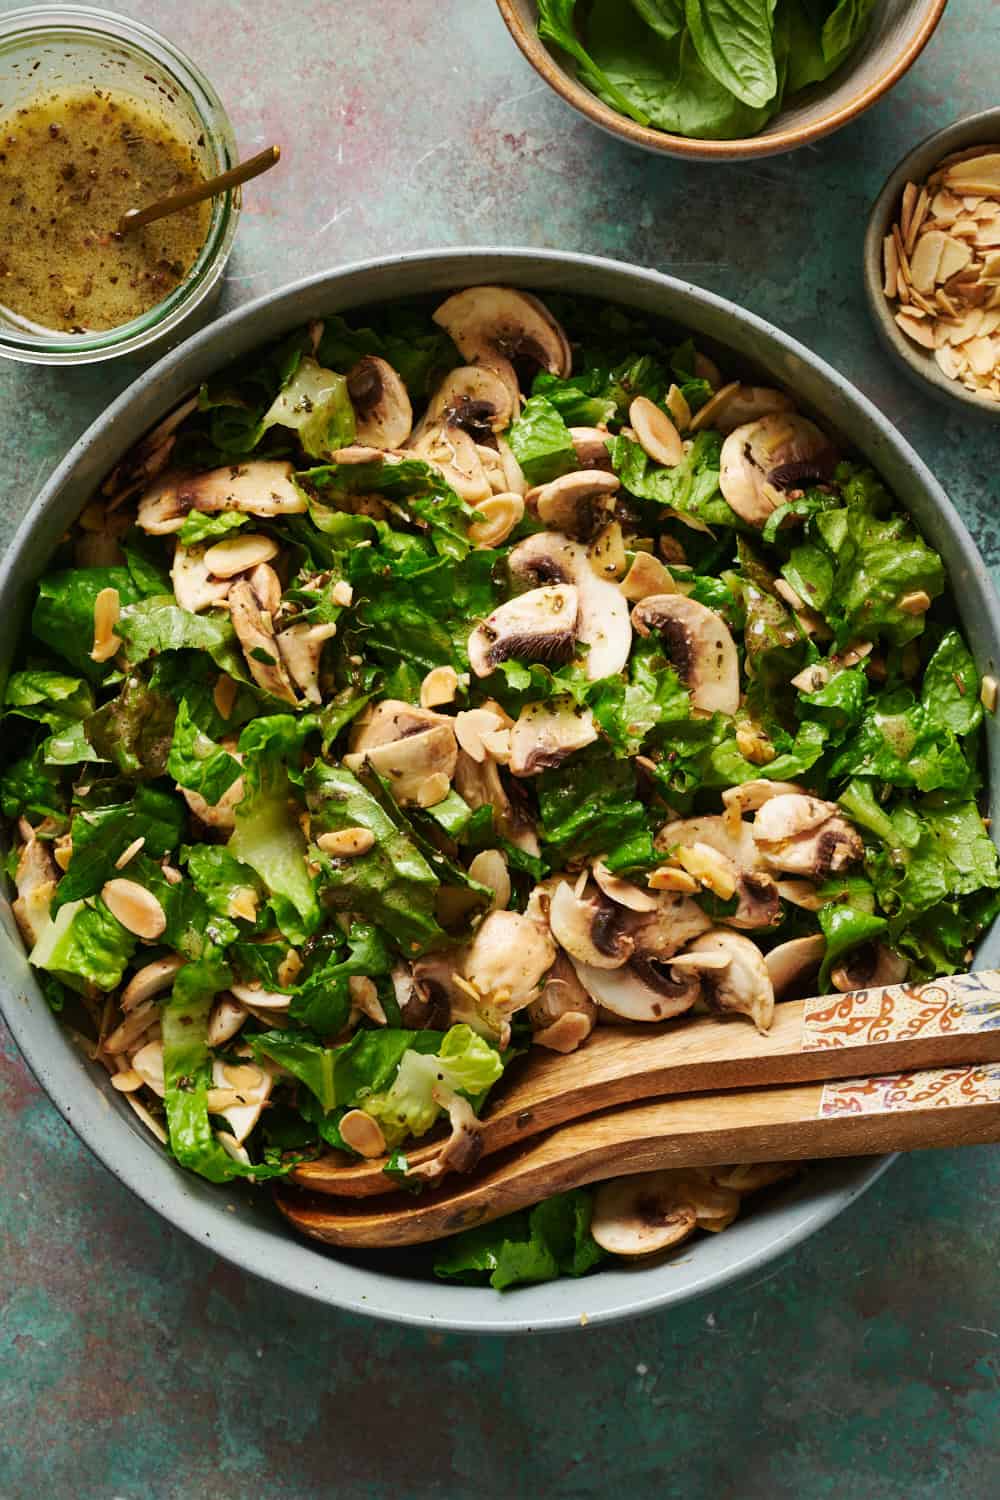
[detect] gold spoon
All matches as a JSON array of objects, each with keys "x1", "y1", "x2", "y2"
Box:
[{"x1": 118, "y1": 144, "x2": 280, "y2": 236}]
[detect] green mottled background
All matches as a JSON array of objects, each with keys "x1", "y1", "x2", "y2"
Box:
[{"x1": 2, "y1": 2, "x2": 999, "y2": 1495}]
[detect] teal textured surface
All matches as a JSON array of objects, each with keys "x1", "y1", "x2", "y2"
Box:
[{"x1": 2, "y1": 0, "x2": 999, "y2": 1494}]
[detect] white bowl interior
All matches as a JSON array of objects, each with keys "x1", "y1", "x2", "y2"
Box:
[{"x1": 1, "y1": 248, "x2": 997, "y2": 1333}]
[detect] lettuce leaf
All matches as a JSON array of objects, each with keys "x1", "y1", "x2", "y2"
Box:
[
  {"x1": 32, "y1": 567, "x2": 143, "y2": 679},
  {"x1": 537, "y1": 749, "x2": 650, "y2": 864},
  {"x1": 167, "y1": 699, "x2": 243, "y2": 807},
  {"x1": 228, "y1": 728, "x2": 319, "y2": 944},
  {"x1": 30, "y1": 897, "x2": 136, "y2": 992},
  {"x1": 434, "y1": 1188, "x2": 606, "y2": 1289},
  {"x1": 55, "y1": 784, "x2": 184, "y2": 908},
  {"x1": 363, "y1": 1024, "x2": 505, "y2": 1146},
  {"x1": 83, "y1": 671, "x2": 177, "y2": 779},
  {"x1": 506, "y1": 395, "x2": 578, "y2": 485}
]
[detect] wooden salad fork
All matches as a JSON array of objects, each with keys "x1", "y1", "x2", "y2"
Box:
[
  {"x1": 291, "y1": 969, "x2": 1000, "y2": 1199},
  {"x1": 277, "y1": 1059, "x2": 1000, "y2": 1249}
]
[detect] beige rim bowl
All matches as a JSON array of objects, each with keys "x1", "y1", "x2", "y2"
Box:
[{"x1": 496, "y1": 0, "x2": 948, "y2": 161}]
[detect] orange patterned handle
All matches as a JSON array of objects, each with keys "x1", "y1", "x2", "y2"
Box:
[{"x1": 802, "y1": 969, "x2": 1000, "y2": 1052}]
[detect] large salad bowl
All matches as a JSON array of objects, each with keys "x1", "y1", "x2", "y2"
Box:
[{"x1": 2, "y1": 248, "x2": 997, "y2": 1333}]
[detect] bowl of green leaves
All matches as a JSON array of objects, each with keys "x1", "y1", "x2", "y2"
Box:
[{"x1": 496, "y1": 0, "x2": 947, "y2": 159}]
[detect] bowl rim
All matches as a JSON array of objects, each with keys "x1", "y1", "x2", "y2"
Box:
[
  {"x1": 4, "y1": 244, "x2": 996, "y2": 1333},
  {"x1": 494, "y1": 0, "x2": 948, "y2": 161},
  {"x1": 862, "y1": 106, "x2": 1000, "y2": 418}
]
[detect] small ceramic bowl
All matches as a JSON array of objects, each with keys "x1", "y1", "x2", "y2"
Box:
[
  {"x1": 863, "y1": 107, "x2": 1000, "y2": 418},
  {"x1": 495, "y1": 0, "x2": 947, "y2": 162}
]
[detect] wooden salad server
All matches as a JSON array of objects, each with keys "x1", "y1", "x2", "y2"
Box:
[
  {"x1": 277, "y1": 1058, "x2": 1000, "y2": 1249},
  {"x1": 291, "y1": 969, "x2": 1000, "y2": 1198}
]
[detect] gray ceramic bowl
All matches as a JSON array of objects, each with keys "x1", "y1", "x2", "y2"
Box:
[
  {"x1": 3, "y1": 249, "x2": 998, "y2": 1334},
  {"x1": 864, "y1": 107, "x2": 1000, "y2": 417},
  {"x1": 497, "y1": 0, "x2": 947, "y2": 162}
]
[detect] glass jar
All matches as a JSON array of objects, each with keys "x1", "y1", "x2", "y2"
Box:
[{"x1": 0, "y1": 5, "x2": 240, "y2": 364}]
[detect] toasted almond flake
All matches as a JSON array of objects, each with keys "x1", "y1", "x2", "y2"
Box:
[
  {"x1": 898, "y1": 590, "x2": 931, "y2": 615},
  {"x1": 454, "y1": 707, "x2": 504, "y2": 762},
  {"x1": 420, "y1": 664, "x2": 459, "y2": 708},
  {"x1": 900, "y1": 180, "x2": 917, "y2": 243},
  {"x1": 54, "y1": 835, "x2": 73, "y2": 872},
  {"x1": 931, "y1": 189, "x2": 962, "y2": 222},
  {"x1": 417, "y1": 772, "x2": 450, "y2": 808},
  {"x1": 674, "y1": 842, "x2": 737, "y2": 900},
  {"x1": 90, "y1": 586, "x2": 122, "y2": 663},
  {"x1": 647, "y1": 865, "x2": 699, "y2": 894},
  {"x1": 939, "y1": 236, "x2": 974, "y2": 284},
  {"x1": 104, "y1": 999, "x2": 158, "y2": 1056},
  {"x1": 905, "y1": 185, "x2": 931, "y2": 255},
  {"x1": 480, "y1": 727, "x2": 512, "y2": 763},
  {"x1": 910, "y1": 286, "x2": 941, "y2": 317},
  {"x1": 935, "y1": 288, "x2": 960, "y2": 320},
  {"x1": 468, "y1": 849, "x2": 511, "y2": 910},
  {"x1": 944, "y1": 153, "x2": 1000, "y2": 194},
  {"x1": 114, "y1": 836, "x2": 145, "y2": 870},
  {"x1": 896, "y1": 311, "x2": 936, "y2": 350},
  {"x1": 316, "y1": 826, "x2": 376, "y2": 857},
  {"x1": 936, "y1": 345, "x2": 965, "y2": 381},
  {"x1": 161, "y1": 862, "x2": 183, "y2": 886},
  {"x1": 908, "y1": 228, "x2": 945, "y2": 293},
  {"x1": 101, "y1": 878, "x2": 166, "y2": 940},
  {"x1": 123, "y1": 1092, "x2": 168, "y2": 1144},
  {"x1": 332, "y1": 579, "x2": 354, "y2": 607},
  {"x1": 227, "y1": 886, "x2": 258, "y2": 922},
  {"x1": 882, "y1": 234, "x2": 899, "y2": 298},
  {"x1": 339, "y1": 1109, "x2": 387, "y2": 1158},
  {"x1": 277, "y1": 948, "x2": 303, "y2": 988},
  {"x1": 689, "y1": 380, "x2": 740, "y2": 435},
  {"x1": 966, "y1": 335, "x2": 996, "y2": 375},
  {"x1": 620, "y1": 551, "x2": 677, "y2": 601},
  {"x1": 213, "y1": 673, "x2": 238, "y2": 720},
  {"x1": 981, "y1": 674, "x2": 998, "y2": 712},
  {"x1": 665, "y1": 383, "x2": 692, "y2": 432},
  {"x1": 348, "y1": 974, "x2": 387, "y2": 1026}
]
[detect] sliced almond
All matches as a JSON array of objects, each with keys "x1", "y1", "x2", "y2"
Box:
[
  {"x1": 909, "y1": 229, "x2": 945, "y2": 292},
  {"x1": 227, "y1": 886, "x2": 259, "y2": 922},
  {"x1": 905, "y1": 186, "x2": 930, "y2": 255},
  {"x1": 332, "y1": 579, "x2": 354, "y2": 606},
  {"x1": 689, "y1": 380, "x2": 740, "y2": 434},
  {"x1": 980, "y1": 674, "x2": 998, "y2": 713},
  {"x1": 339, "y1": 1109, "x2": 387, "y2": 1158},
  {"x1": 101, "y1": 879, "x2": 166, "y2": 940},
  {"x1": 665, "y1": 383, "x2": 692, "y2": 432},
  {"x1": 115, "y1": 836, "x2": 145, "y2": 870},
  {"x1": 900, "y1": 180, "x2": 918, "y2": 243},
  {"x1": 882, "y1": 234, "x2": 899, "y2": 298},
  {"x1": 480, "y1": 727, "x2": 512, "y2": 763},
  {"x1": 944, "y1": 153, "x2": 1000, "y2": 194},
  {"x1": 316, "y1": 826, "x2": 376, "y2": 857},
  {"x1": 620, "y1": 550, "x2": 677, "y2": 601},
  {"x1": 674, "y1": 842, "x2": 737, "y2": 900},
  {"x1": 965, "y1": 336, "x2": 997, "y2": 376},
  {"x1": 90, "y1": 586, "x2": 122, "y2": 663},
  {"x1": 454, "y1": 707, "x2": 504, "y2": 762},
  {"x1": 647, "y1": 866, "x2": 699, "y2": 894},
  {"x1": 897, "y1": 590, "x2": 931, "y2": 615},
  {"x1": 420, "y1": 665, "x2": 459, "y2": 708},
  {"x1": 937, "y1": 235, "x2": 974, "y2": 284},
  {"x1": 896, "y1": 311, "x2": 936, "y2": 350},
  {"x1": 213, "y1": 674, "x2": 238, "y2": 720},
  {"x1": 468, "y1": 849, "x2": 511, "y2": 911},
  {"x1": 417, "y1": 772, "x2": 451, "y2": 808},
  {"x1": 936, "y1": 345, "x2": 965, "y2": 381}
]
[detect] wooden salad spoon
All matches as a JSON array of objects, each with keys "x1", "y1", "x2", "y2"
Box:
[
  {"x1": 277, "y1": 1059, "x2": 1000, "y2": 1249},
  {"x1": 291, "y1": 969, "x2": 1000, "y2": 1198}
]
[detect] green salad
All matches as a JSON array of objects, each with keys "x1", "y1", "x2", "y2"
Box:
[
  {"x1": 537, "y1": 0, "x2": 876, "y2": 140},
  {"x1": 4, "y1": 284, "x2": 997, "y2": 1290}
]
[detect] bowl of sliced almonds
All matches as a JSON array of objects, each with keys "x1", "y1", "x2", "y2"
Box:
[{"x1": 865, "y1": 108, "x2": 1000, "y2": 414}]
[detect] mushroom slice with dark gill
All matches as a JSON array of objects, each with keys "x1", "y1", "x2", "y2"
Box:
[
  {"x1": 527, "y1": 469, "x2": 620, "y2": 542},
  {"x1": 632, "y1": 594, "x2": 740, "y2": 716},
  {"x1": 528, "y1": 952, "x2": 597, "y2": 1053},
  {"x1": 719, "y1": 413, "x2": 836, "y2": 528},
  {"x1": 423, "y1": 365, "x2": 516, "y2": 437},
  {"x1": 752, "y1": 794, "x2": 863, "y2": 878},
  {"x1": 346, "y1": 355, "x2": 413, "y2": 449},
  {"x1": 348, "y1": 699, "x2": 449, "y2": 754},
  {"x1": 276, "y1": 621, "x2": 338, "y2": 704},
  {"x1": 655, "y1": 813, "x2": 779, "y2": 930},
  {"x1": 409, "y1": 422, "x2": 492, "y2": 502},
  {"x1": 433, "y1": 285, "x2": 572, "y2": 399},
  {"x1": 509, "y1": 697, "x2": 598, "y2": 776},
  {"x1": 468, "y1": 584, "x2": 579, "y2": 678},
  {"x1": 571, "y1": 955, "x2": 702, "y2": 1022},
  {"x1": 137, "y1": 461, "x2": 307, "y2": 534},
  {"x1": 590, "y1": 1170, "x2": 741, "y2": 1256},
  {"x1": 509, "y1": 530, "x2": 631, "y2": 680},
  {"x1": 13, "y1": 820, "x2": 58, "y2": 947},
  {"x1": 548, "y1": 879, "x2": 635, "y2": 969},
  {"x1": 343, "y1": 722, "x2": 457, "y2": 805},
  {"x1": 685, "y1": 929, "x2": 775, "y2": 1032},
  {"x1": 454, "y1": 749, "x2": 540, "y2": 855},
  {"x1": 830, "y1": 941, "x2": 909, "y2": 993},
  {"x1": 569, "y1": 426, "x2": 613, "y2": 470}
]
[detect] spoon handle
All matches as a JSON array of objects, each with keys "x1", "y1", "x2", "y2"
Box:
[
  {"x1": 118, "y1": 145, "x2": 280, "y2": 235},
  {"x1": 277, "y1": 1060, "x2": 1000, "y2": 1250},
  {"x1": 291, "y1": 968, "x2": 1000, "y2": 1198}
]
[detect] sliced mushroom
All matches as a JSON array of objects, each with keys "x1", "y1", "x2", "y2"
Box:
[
  {"x1": 454, "y1": 748, "x2": 540, "y2": 856},
  {"x1": 527, "y1": 470, "x2": 619, "y2": 542},
  {"x1": 728, "y1": 871, "x2": 782, "y2": 931},
  {"x1": 765, "y1": 934, "x2": 826, "y2": 999},
  {"x1": 424, "y1": 365, "x2": 515, "y2": 437},
  {"x1": 632, "y1": 594, "x2": 739, "y2": 716},
  {"x1": 713, "y1": 385, "x2": 795, "y2": 434},
  {"x1": 433, "y1": 286, "x2": 571, "y2": 401},
  {"x1": 508, "y1": 530, "x2": 631, "y2": 680},
  {"x1": 549, "y1": 880, "x2": 634, "y2": 969},
  {"x1": 630, "y1": 891, "x2": 714, "y2": 959},
  {"x1": 619, "y1": 552, "x2": 678, "y2": 602},
  {"x1": 228, "y1": 574, "x2": 298, "y2": 704},
  {"x1": 346, "y1": 355, "x2": 413, "y2": 448},
  {"x1": 207, "y1": 995, "x2": 249, "y2": 1047},
  {"x1": 349, "y1": 699, "x2": 449, "y2": 753},
  {"x1": 210, "y1": 1053, "x2": 275, "y2": 1145},
  {"x1": 12, "y1": 820, "x2": 58, "y2": 947},
  {"x1": 721, "y1": 778, "x2": 808, "y2": 828},
  {"x1": 344, "y1": 722, "x2": 458, "y2": 805},
  {"x1": 468, "y1": 584, "x2": 579, "y2": 677},
  {"x1": 528, "y1": 952, "x2": 597, "y2": 1051},
  {"x1": 410, "y1": 422, "x2": 492, "y2": 502},
  {"x1": 569, "y1": 426, "x2": 613, "y2": 469},
  {"x1": 276, "y1": 621, "x2": 338, "y2": 704},
  {"x1": 656, "y1": 813, "x2": 763, "y2": 871},
  {"x1": 461, "y1": 909, "x2": 556, "y2": 1007},
  {"x1": 831, "y1": 942, "x2": 909, "y2": 993},
  {"x1": 753, "y1": 794, "x2": 863, "y2": 878},
  {"x1": 572, "y1": 955, "x2": 701, "y2": 1022},
  {"x1": 719, "y1": 414, "x2": 836, "y2": 528},
  {"x1": 509, "y1": 697, "x2": 598, "y2": 776},
  {"x1": 591, "y1": 1169, "x2": 741, "y2": 1255},
  {"x1": 592, "y1": 859, "x2": 659, "y2": 913},
  {"x1": 102, "y1": 395, "x2": 199, "y2": 505},
  {"x1": 685, "y1": 930, "x2": 775, "y2": 1032},
  {"x1": 395, "y1": 960, "x2": 453, "y2": 1031},
  {"x1": 137, "y1": 461, "x2": 306, "y2": 535},
  {"x1": 121, "y1": 955, "x2": 186, "y2": 1012}
]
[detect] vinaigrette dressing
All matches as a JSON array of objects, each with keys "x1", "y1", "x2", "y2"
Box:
[{"x1": 0, "y1": 88, "x2": 210, "y2": 333}]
